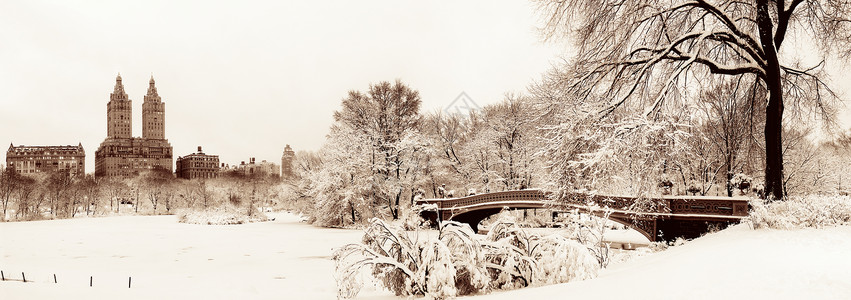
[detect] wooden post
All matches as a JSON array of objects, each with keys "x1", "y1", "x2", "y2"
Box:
[
  {"x1": 54, "y1": 274, "x2": 57, "y2": 283},
  {"x1": 1, "y1": 270, "x2": 4, "y2": 281},
  {"x1": 129, "y1": 277, "x2": 132, "y2": 288},
  {"x1": 89, "y1": 276, "x2": 92, "y2": 287},
  {"x1": 22, "y1": 272, "x2": 26, "y2": 283}
]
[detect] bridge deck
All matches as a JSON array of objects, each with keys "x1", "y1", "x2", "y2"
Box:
[
  {"x1": 417, "y1": 190, "x2": 749, "y2": 219},
  {"x1": 416, "y1": 190, "x2": 750, "y2": 242}
]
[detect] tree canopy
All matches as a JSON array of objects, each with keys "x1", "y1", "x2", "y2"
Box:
[{"x1": 535, "y1": 0, "x2": 850, "y2": 200}]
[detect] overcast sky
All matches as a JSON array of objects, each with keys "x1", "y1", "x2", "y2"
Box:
[
  {"x1": 0, "y1": 0, "x2": 564, "y2": 172},
  {"x1": 1, "y1": 1, "x2": 848, "y2": 174}
]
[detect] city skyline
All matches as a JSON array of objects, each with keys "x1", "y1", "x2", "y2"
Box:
[
  {"x1": 0, "y1": 1, "x2": 566, "y2": 173},
  {"x1": 2, "y1": 1, "x2": 849, "y2": 174}
]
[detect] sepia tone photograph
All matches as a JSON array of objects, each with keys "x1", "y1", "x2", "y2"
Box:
[{"x1": 1, "y1": 1, "x2": 851, "y2": 299}]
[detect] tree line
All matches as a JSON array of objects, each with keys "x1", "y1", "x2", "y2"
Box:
[
  {"x1": 0, "y1": 167, "x2": 290, "y2": 222},
  {"x1": 291, "y1": 78, "x2": 851, "y2": 228}
]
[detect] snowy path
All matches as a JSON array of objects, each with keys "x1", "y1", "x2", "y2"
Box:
[{"x1": 475, "y1": 224, "x2": 851, "y2": 300}]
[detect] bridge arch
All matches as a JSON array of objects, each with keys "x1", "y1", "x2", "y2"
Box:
[
  {"x1": 446, "y1": 203, "x2": 656, "y2": 242},
  {"x1": 416, "y1": 190, "x2": 748, "y2": 242}
]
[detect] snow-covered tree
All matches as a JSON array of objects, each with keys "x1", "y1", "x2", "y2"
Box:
[
  {"x1": 307, "y1": 125, "x2": 374, "y2": 227},
  {"x1": 419, "y1": 96, "x2": 545, "y2": 195},
  {"x1": 537, "y1": 104, "x2": 694, "y2": 200},
  {"x1": 536, "y1": 0, "x2": 849, "y2": 200},
  {"x1": 309, "y1": 80, "x2": 424, "y2": 224},
  {"x1": 420, "y1": 111, "x2": 473, "y2": 196}
]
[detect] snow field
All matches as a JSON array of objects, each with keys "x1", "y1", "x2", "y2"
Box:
[
  {"x1": 3, "y1": 212, "x2": 850, "y2": 299},
  {"x1": 476, "y1": 224, "x2": 851, "y2": 300},
  {"x1": 0, "y1": 212, "x2": 387, "y2": 299}
]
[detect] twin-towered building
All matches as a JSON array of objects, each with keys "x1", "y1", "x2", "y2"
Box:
[
  {"x1": 6, "y1": 74, "x2": 296, "y2": 180},
  {"x1": 94, "y1": 74, "x2": 173, "y2": 177}
]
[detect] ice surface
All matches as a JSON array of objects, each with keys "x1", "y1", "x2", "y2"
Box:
[{"x1": 0, "y1": 212, "x2": 392, "y2": 299}]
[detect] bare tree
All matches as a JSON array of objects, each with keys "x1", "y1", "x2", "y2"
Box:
[
  {"x1": 421, "y1": 111, "x2": 471, "y2": 195},
  {"x1": 0, "y1": 167, "x2": 19, "y2": 220},
  {"x1": 13, "y1": 175, "x2": 38, "y2": 220},
  {"x1": 697, "y1": 78, "x2": 766, "y2": 196},
  {"x1": 140, "y1": 168, "x2": 175, "y2": 214},
  {"x1": 45, "y1": 171, "x2": 72, "y2": 217},
  {"x1": 537, "y1": 0, "x2": 849, "y2": 200},
  {"x1": 78, "y1": 175, "x2": 101, "y2": 216},
  {"x1": 101, "y1": 177, "x2": 128, "y2": 213}
]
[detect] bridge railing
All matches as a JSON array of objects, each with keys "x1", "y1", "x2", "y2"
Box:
[
  {"x1": 417, "y1": 189, "x2": 547, "y2": 210},
  {"x1": 419, "y1": 190, "x2": 749, "y2": 217}
]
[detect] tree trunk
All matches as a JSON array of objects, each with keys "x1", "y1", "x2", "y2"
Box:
[
  {"x1": 757, "y1": 0, "x2": 784, "y2": 201},
  {"x1": 350, "y1": 200, "x2": 356, "y2": 224},
  {"x1": 392, "y1": 191, "x2": 400, "y2": 220}
]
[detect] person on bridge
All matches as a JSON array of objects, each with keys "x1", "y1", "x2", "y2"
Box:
[{"x1": 438, "y1": 184, "x2": 446, "y2": 198}]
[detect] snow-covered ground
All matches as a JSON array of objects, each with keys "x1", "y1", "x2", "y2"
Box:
[
  {"x1": 0, "y1": 212, "x2": 391, "y2": 299},
  {"x1": 477, "y1": 224, "x2": 851, "y2": 300},
  {"x1": 2, "y1": 213, "x2": 850, "y2": 299}
]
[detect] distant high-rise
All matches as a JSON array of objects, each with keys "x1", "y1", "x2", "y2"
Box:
[
  {"x1": 142, "y1": 76, "x2": 165, "y2": 140},
  {"x1": 281, "y1": 144, "x2": 295, "y2": 178},
  {"x1": 107, "y1": 74, "x2": 132, "y2": 139},
  {"x1": 95, "y1": 74, "x2": 173, "y2": 178}
]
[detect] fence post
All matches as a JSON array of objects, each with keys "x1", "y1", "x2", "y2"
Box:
[
  {"x1": 54, "y1": 274, "x2": 57, "y2": 283},
  {"x1": 1, "y1": 270, "x2": 4, "y2": 281},
  {"x1": 128, "y1": 277, "x2": 132, "y2": 288},
  {"x1": 22, "y1": 272, "x2": 26, "y2": 283},
  {"x1": 89, "y1": 276, "x2": 92, "y2": 287}
]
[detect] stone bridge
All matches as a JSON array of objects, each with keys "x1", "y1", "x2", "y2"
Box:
[{"x1": 416, "y1": 189, "x2": 749, "y2": 242}]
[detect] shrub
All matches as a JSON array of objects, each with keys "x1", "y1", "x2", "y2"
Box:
[
  {"x1": 177, "y1": 205, "x2": 269, "y2": 225},
  {"x1": 333, "y1": 218, "x2": 599, "y2": 299},
  {"x1": 333, "y1": 218, "x2": 450, "y2": 299},
  {"x1": 749, "y1": 195, "x2": 851, "y2": 229},
  {"x1": 484, "y1": 220, "x2": 598, "y2": 289}
]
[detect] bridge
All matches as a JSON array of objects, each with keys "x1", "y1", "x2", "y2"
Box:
[{"x1": 416, "y1": 189, "x2": 749, "y2": 242}]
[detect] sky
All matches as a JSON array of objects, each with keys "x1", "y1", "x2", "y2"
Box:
[
  {"x1": 0, "y1": 1, "x2": 848, "y2": 174},
  {"x1": 0, "y1": 0, "x2": 563, "y2": 172}
]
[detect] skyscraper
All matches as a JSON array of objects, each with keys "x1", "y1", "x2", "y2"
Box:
[
  {"x1": 95, "y1": 74, "x2": 173, "y2": 178},
  {"x1": 281, "y1": 144, "x2": 295, "y2": 178}
]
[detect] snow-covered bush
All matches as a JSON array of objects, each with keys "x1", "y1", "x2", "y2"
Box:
[
  {"x1": 559, "y1": 209, "x2": 614, "y2": 267},
  {"x1": 483, "y1": 221, "x2": 537, "y2": 288},
  {"x1": 333, "y1": 218, "x2": 599, "y2": 299},
  {"x1": 485, "y1": 220, "x2": 598, "y2": 289},
  {"x1": 730, "y1": 173, "x2": 752, "y2": 195},
  {"x1": 400, "y1": 204, "x2": 437, "y2": 231},
  {"x1": 480, "y1": 209, "x2": 551, "y2": 229},
  {"x1": 438, "y1": 222, "x2": 489, "y2": 295},
  {"x1": 749, "y1": 195, "x2": 851, "y2": 229},
  {"x1": 334, "y1": 218, "x2": 456, "y2": 299},
  {"x1": 176, "y1": 205, "x2": 269, "y2": 225}
]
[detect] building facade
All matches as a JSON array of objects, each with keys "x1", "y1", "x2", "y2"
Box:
[
  {"x1": 281, "y1": 144, "x2": 294, "y2": 178},
  {"x1": 176, "y1": 146, "x2": 220, "y2": 179},
  {"x1": 95, "y1": 74, "x2": 173, "y2": 178},
  {"x1": 6, "y1": 144, "x2": 85, "y2": 176},
  {"x1": 225, "y1": 157, "x2": 279, "y2": 177}
]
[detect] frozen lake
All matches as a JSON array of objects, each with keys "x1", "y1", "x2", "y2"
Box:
[{"x1": 0, "y1": 212, "x2": 392, "y2": 299}]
